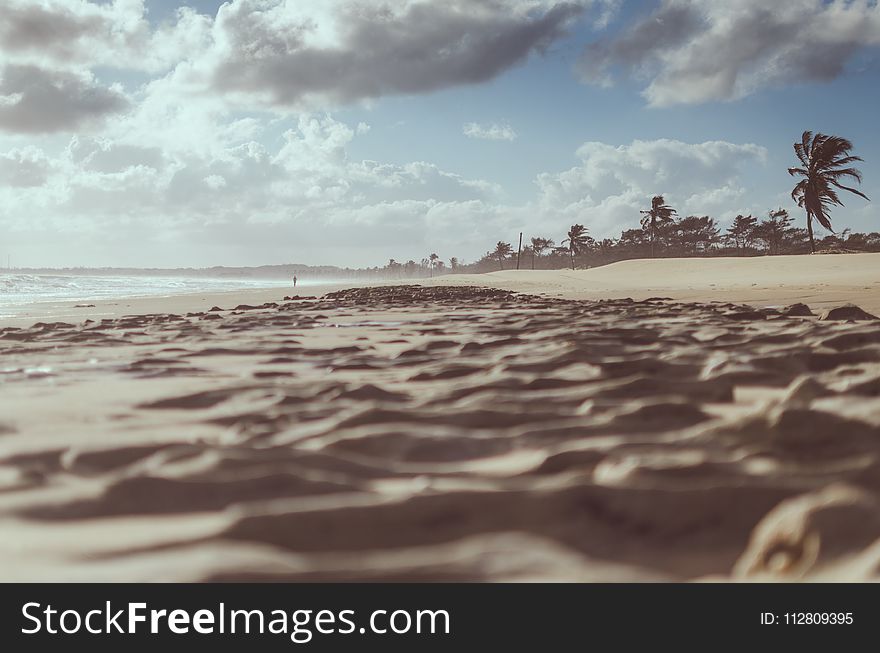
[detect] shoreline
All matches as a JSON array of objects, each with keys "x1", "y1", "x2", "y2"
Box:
[
  {"x1": 0, "y1": 282, "x2": 356, "y2": 328},
  {"x1": 3, "y1": 253, "x2": 879, "y2": 328}
]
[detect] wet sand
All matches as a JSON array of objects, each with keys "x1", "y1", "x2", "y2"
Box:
[{"x1": 2, "y1": 281, "x2": 880, "y2": 581}]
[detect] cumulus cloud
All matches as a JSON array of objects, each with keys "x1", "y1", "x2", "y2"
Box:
[
  {"x1": 0, "y1": 1, "x2": 106, "y2": 60},
  {"x1": 0, "y1": 64, "x2": 128, "y2": 133},
  {"x1": 0, "y1": 113, "x2": 507, "y2": 264},
  {"x1": 0, "y1": 146, "x2": 53, "y2": 187},
  {"x1": 0, "y1": 0, "x2": 212, "y2": 72},
  {"x1": 0, "y1": 1, "x2": 602, "y2": 115},
  {"x1": 0, "y1": 1, "x2": 829, "y2": 267},
  {"x1": 533, "y1": 138, "x2": 768, "y2": 235},
  {"x1": 0, "y1": 76, "x2": 772, "y2": 267},
  {"x1": 578, "y1": 0, "x2": 880, "y2": 105},
  {"x1": 197, "y1": 0, "x2": 587, "y2": 108},
  {"x1": 463, "y1": 122, "x2": 518, "y2": 141}
]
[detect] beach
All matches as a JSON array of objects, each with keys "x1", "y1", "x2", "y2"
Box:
[
  {"x1": 1, "y1": 253, "x2": 880, "y2": 581},
  {"x1": 4, "y1": 253, "x2": 879, "y2": 327}
]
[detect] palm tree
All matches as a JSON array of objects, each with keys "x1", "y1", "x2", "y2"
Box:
[
  {"x1": 492, "y1": 241, "x2": 513, "y2": 270},
  {"x1": 726, "y1": 214, "x2": 758, "y2": 254},
  {"x1": 789, "y1": 131, "x2": 870, "y2": 253},
  {"x1": 429, "y1": 253, "x2": 439, "y2": 277},
  {"x1": 449, "y1": 257, "x2": 459, "y2": 272},
  {"x1": 386, "y1": 258, "x2": 403, "y2": 278},
  {"x1": 756, "y1": 209, "x2": 792, "y2": 256},
  {"x1": 530, "y1": 237, "x2": 554, "y2": 269},
  {"x1": 561, "y1": 224, "x2": 590, "y2": 270},
  {"x1": 640, "y1": 195, "x2": 677, "y2": 258},
  {"x1": 597, "y1": 238, "x2": 616, "y2": 257}
]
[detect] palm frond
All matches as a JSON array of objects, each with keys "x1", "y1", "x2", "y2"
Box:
[
  {"x1": 809, "y1": 132, "x2": 826, "y2": 161},
  {"x1": 822, "y1": 154, "x2": 864, "y2": 168},
  {"x1": 830, "y1": 181, "x2": 870, "y2": 201},
  {"x1": 794, "y1": 131, "x2": 812, "y2": 167},
  {"x1": 814, "y1": 209, "x2": 834, "y2": 231},
  {"x1": 824, "y1": 167, "x2": 863, "y2": 182},
  {"x1": 824, "y1": 187, "x2": 843, "y2": 207}
]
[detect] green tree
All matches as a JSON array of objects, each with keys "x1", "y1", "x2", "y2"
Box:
[
  {"x1": 674, "y1": 216, "x2": 720, "y2": 254},
  {"x1": 789, "y1": 131, "x2": 870, "y2": 253},
  {"x1": 561, "y1": 224, "x2": 592, "y2": 270},
  {"x1": 754, "y1": 209, "x2": 792, "y2": 255},
  {"x1": 529, "y1": 236, "x2": 554, "y2": 269},
  {"x1": 492, "y1": 241, "x2": 513, "y2": 270},
  {"x1": 617, "y1": 228, "x2": 650, "y2": 257},
  {"x1": 639, "y1": 195, "x2": 677, "y2": 257},
  {"x1": 596, "y1": 238, "x2": 617, "y2": 257},
  {"x1": 726, "y1": 215, "x2": 758, "y2": 254}
]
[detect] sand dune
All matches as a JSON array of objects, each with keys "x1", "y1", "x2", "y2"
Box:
[
  {"x1": 418, "y1": 253, "x2": 880, "y2": 316},
  {"x1": 1, "y1": 277, "x2": 879, "y2": 581}
]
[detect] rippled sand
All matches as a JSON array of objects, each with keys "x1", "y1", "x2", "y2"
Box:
[{"x1": 1, "y1": 285, "x2": 879, "y2": 581}]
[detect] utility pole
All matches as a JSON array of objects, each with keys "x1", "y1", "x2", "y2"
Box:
[{"x1": 516, "y1": 232, "x2": 523, "y2": 270}]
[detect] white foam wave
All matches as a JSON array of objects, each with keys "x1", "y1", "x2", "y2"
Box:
[{"x1": 0, "y1": 273, "x2": 294, "y2": 312}]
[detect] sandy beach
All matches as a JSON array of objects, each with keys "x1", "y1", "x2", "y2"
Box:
[
  {"x1": 4, "y1": 253, "x2": 879, "y2": 328},
  {"x1": 1, "y1": 254, "x2": 880, "y2": 581},
  {"x1": 427, "y1": 253, "x2": 880, "y2": 316}
]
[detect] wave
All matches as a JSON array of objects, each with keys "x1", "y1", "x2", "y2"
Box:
[{"x1": 0, "y1": 273, "x2": 292, "y2": 310}]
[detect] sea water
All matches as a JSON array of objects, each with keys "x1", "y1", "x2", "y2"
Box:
[{"x1": 0, "y1": 273, "x2": 295, "y2": 317}]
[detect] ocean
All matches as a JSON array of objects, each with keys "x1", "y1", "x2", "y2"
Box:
[{"x1": 0, "y1": 273, "x2": 294, "y2": 317}]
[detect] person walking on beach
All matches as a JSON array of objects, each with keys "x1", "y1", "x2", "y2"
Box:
[{"x1": 293, "y1": 274, "x2": 297, "y2": 288}]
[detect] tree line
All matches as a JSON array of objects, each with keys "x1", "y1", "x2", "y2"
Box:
[{"x1": 382, "y1": 131, "x2": 872, "y2": 276}]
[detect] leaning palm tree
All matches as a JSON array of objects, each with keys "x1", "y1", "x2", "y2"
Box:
[
  {"x1": 530, "y1": 236, "x2": 554, "y2": 269},
  {"x1": 640, "y1": 195, "x2": 677, "y2": 258},
  {"x1": 788, "y1": 131, "x2": 870, "y2": 253},
  {"x1": 561, "y1": 224, "x2": 591, "y2": 270},
  {"x1": 492, "y1": 241, "x2": 513, "y2": 270}
]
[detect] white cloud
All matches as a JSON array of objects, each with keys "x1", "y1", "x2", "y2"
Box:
[
  {"x1": 463, "y1": 122, "x2": 518, "y2": 141},
  {"x1": 189, "y1": 0, "x2": 588, "y2": 110},
  {"x1": 0, "y1": 1, "x2": 849, "y2": 268},
  {"x1": 532, "y1": 138, "x2": 768, "y2": 236},
  {"x1": 579, "y1": 0, "x2": 880, "y2": 105},
  {"x1": 0, "y1": 0, "x2": 212, "y2": 73},
  {"x1": 0, "y1": 112, "x2": 505, "y2": 265},
  {"x1": 204, "y1": 174, "x2": 227, "y2": 190},
  {"x1": 0, "y1": 146, "x2": 53, "y2": 187},
  {"x1": 0, "y1": 64, "x2": 128, "y2": 133}
]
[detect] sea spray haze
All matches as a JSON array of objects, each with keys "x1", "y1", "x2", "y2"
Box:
[{"x1": 0, "y1": 274, "x2": 291, "y2": 315}]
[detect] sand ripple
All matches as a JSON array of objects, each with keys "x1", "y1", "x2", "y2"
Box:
[{"x1": 1, "y1": 286, "x2": 879, "y2": 581}]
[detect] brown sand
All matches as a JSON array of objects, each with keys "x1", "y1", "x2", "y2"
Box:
[
  {"x1": 2, "y1": 269, "x2": 880, "y2": 581},
  {"x1": 418, "y1": 252, "x2": 880, "y2": 317},
  {"x1": 4, "y1": 253, "x2": 879, "y2": 328}
]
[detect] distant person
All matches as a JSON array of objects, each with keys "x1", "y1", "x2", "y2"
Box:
[{"x1": 293, "y1": 275, "x2": 297, "y2": 288}]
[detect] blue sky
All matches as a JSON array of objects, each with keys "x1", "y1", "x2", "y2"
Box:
[{"x1": 1, "y1": 1, "x2": 878, "y2": 268}]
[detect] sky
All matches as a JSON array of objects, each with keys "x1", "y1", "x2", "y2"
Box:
[{"x1": 0, "y1": 0, "x2": 879, "y2": 269}]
